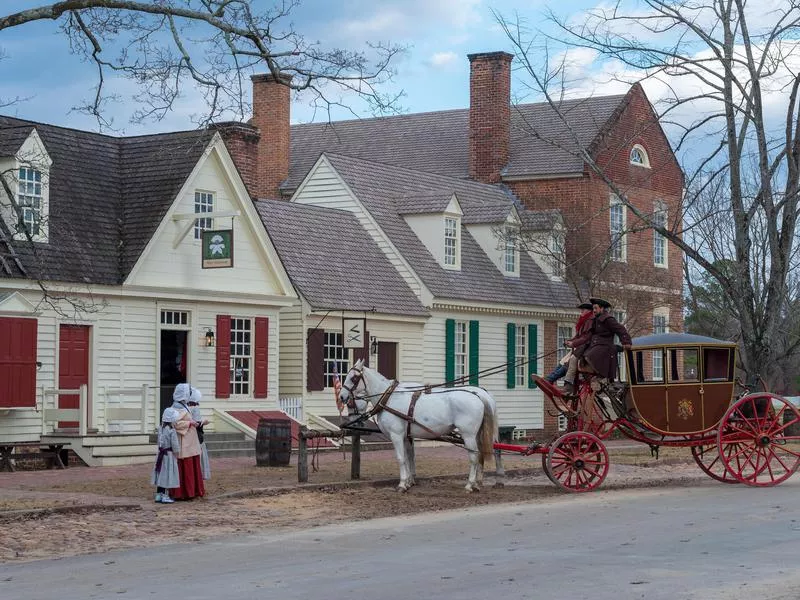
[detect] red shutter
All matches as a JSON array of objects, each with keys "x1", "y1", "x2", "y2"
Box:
[
  {"x1": 0, "y1": 317, "x2": 37, "y2": 408},
  {"x1": 215, "y1": 315, "x2": 231, "y2": 399},
  {"x1": 306, "y1": 329, "x2": 325, "y2": 391},
  {"x1": 254, "y1": 317, "x2": 269, "y2": 398},
  {"x1": 352, "y1": 330, "x2": 370, "y2": 367}
]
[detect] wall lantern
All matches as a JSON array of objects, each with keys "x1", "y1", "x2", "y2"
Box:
[
  {"x1": 370, "y1": 336, "x2": 378, "y2": 355},
  {"x1": 205, "y1": 328, "x2": 215, "y2": 347}
]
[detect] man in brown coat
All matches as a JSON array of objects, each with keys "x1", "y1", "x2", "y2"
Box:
[{"x1": 581, "y1": 298, "x2": 632, "y2": 381}]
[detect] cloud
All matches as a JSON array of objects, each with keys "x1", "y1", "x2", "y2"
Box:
[{"x1": 427, "y1": 51, "x2": 459, "y2": 69}]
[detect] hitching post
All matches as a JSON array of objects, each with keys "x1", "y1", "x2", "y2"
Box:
[
  {"x1": 298, "y1": 425, "x2": 308, "y2": 483},
  {"x1": 350, "y1": 433, "x2": 361, "y2": 480}
]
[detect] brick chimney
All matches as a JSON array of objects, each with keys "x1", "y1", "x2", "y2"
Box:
[
  {"x1": 468, "y1": 51, "x2": 513, "y2": 183},
  {"x1": 209, "y1": 122, "x2": 260, "y2": 198},
  {"x1": 251, "y1": 73, "x2": 292, "y2": 199}
]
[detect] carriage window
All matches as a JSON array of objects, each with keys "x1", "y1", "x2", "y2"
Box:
[
  {"x1": 703, "y1": 348, "x2": 732, "y2": 382},
  {"x1": 630, "y1": 349, "x2": 665, "y2": 384},
  {"x1": 668, "y1": 348, "x2": 699, "y2": 383},
  {"x1": 324, "y1": 332, "x2": 349, "y2": 388}
]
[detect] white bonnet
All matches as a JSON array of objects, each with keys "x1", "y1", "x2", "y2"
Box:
[{"x1": 161, "y1": 407, "x2": 179, "y2": 424}]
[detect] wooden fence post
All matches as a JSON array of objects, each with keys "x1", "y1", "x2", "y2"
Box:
[
  {"x1": 350, "y1": 433, "x2": 361, "y2": 480},
  {"x1": 298, "y1": 425, "x2": 308, "y2": 483}
]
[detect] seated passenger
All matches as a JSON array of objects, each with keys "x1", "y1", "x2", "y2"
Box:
[
  {"x1": 544, "y1": 302, "x2": 594, "y2": 388},
  {"x1": 579, "y1": 297, "x2": 632, "y2": 386}
]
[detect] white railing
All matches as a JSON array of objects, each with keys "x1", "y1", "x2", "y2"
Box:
[
  {"x1": 103, "y1": 384, "x2": 150, "y2": 434},
  {"x1": 41, "y1": 385, "x2": 87, "y2": 436},
  {"x1": 279, "y1": 396, "x2": 303, "y2": 421}
]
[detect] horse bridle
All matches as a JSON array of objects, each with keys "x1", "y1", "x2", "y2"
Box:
[{"x1": 341, "y1": 366, "x2": 366, "y2": 412}]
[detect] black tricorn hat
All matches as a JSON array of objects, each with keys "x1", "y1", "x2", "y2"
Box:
[
  {"x1": 589, "y1": 297, "x2": 612, "y2": 308},
  {"x1": 577, "y1": 302, "x2": 593, "y2": 310}
]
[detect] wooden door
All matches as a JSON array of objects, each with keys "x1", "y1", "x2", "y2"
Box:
[
  {"x1": 377, "y1": 341, "x2": 397, "y2": 380},
  {"x1": 58, "y1": 325, "x2": 90, "y2": 429}
]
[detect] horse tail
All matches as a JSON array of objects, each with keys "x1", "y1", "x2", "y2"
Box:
[{"x1": 477, "y1": 398, "x2": 497, "y2": 463}]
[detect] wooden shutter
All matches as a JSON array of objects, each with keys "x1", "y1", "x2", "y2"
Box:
[
  {"x1": 254, "y1": 317, "x2": 269, "y2": 398},
  {"x1": 352, "y1": 330, "x2": 370, "y2": 367},
  {"x1": 527, "y1": 324, "x2": 538, "y2": 388},
  {"x1": 445, "y1": 318, "x2": 455, "y2": 386},
  {"x1": 506, "y1": 323, "x2": 516, "y2": 389},
  {"x1": 469, "y1": 320, "x2": 479, "y2": 385},
  {"x1": 215, "y1": 315, "x2": 231, "y2": 399},
  {"x1": 0, "y1": 317, "x2": 38, "y2": 408},
  {"x1": 306, "y1": 329, "x2": 325, "y2": 391}
]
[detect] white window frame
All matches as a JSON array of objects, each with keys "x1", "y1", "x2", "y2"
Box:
[
  {"x1": 514, "y1": 324, "x2": 527, "y2": 386},
  {"x1": 324, "y1": 331, "x2": 350, "y2": 389},
  {"x1": 160, "y1": 310, "x2": 190, "y2": 328},
  {"x1": 557, "y1": 324, "x2": 574, "y2": 364},
  {"x1": 549, "y1": 232, "x2": 565, "y2": 278},
  {"x1": 653, "y1": 201, "x2": 668, "y2": 268},
  {"x1": 609, "y1": 195, "x2": 627, "y2": 262},
  {"x1": 503, "y1": 227, "x2": 518, "y2": 275},
  {"x1": 613, "y1": 310, "x2": 627, "y2": 380},
  {"x1": 630, "y1": 144, "x2": 650, "y2": 168},
  {"x1": 230, "y1": 317, "x2": 253, "y2": 396},
  {"x1": 652, "y1": 311, "x2": 668, "y2": 380},
  {"x1": 443, "y1": 216, "x2": 460, "y2": 269},
  {"x1": 14, "y1": 166, "x2": 47, "y2": 241},
  {"x1": 194, "y1": 190, "x2": 214, "y2": 240},
  {"x1": 454, "y1": 321, "x2": 468, "y2": 381}
]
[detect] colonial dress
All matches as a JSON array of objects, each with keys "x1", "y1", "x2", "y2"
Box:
[
  {"x1": 170, "y1": 384, "x2": 205, "y2": 500},
  {"x1": 189, "y1": 389, "x2": 211, "y2": 481},
  {"x1": 150, "y1": 422, "x2": 180, "y2": 490}
]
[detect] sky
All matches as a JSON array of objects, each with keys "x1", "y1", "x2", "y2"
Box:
[{"x1": 0, "y1": 0, "x2": 602, "y2": 135}]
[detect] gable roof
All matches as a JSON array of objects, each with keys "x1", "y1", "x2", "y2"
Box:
[
  {"x1": 255, "y1": 199, "x2": 428, "y2": 317},
  {"x1": 288, "y1": 93, "x2": 627, "y2": 190},
  {"x1": 323, "y1": 153, "x2": 575, "y2": 308},
  {"x1": 0, "y1": 116, "x2": 213, "y2": 284}
]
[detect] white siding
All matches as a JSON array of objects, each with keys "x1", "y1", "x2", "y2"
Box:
[
  {"x1": 278, "y1": 301, "x2": 304, "y2": 396},
  {"x1": 301, "y1": 313, "x2": 426, "y2": 419},
  {"x1": 127, "y1": 151, "x2": 285, "y2": 296},
  {"x1": 423, "y1": 311, "x2": 545, "y2": 430}
]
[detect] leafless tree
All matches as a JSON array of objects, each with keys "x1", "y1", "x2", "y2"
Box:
[
  {"x1": 494, "y1": 1, "x2": 800, "y2": 387},
  {"x1": 0, "y1": 1, "x2": 405, "y2": 129}
]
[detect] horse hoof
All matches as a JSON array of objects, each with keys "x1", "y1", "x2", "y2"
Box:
[
  {"x1": 397, "y1": 485, "x2": 409, "y2": 493},
  {"x1": 493, "y1": 481, "x2": 505, "y2": 489}
]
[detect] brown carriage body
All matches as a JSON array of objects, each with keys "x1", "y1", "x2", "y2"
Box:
[{"x1": 625, "y1": 333, "x2": 737, "y2": 435}]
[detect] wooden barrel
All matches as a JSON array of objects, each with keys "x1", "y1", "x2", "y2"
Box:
[{"x1": 255, "y1": 418, "x2": 291, "y2": 467}]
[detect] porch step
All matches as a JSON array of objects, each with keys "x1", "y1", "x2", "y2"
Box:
[{"x1": 204, "y1": 432, "x2": 255, "y2": 459}]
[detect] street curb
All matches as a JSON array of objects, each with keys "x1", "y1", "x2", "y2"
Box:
[{"x1": 0, "y1": 503, "x2": 143, "y2": 522}]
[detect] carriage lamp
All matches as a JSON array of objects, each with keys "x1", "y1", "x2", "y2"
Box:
[
  {"x1": 370, "y1": 336, "x2": 378, "y2": 355},
  {"x1": 205, "y1": 328, "x2": 215, "y2": 347}
]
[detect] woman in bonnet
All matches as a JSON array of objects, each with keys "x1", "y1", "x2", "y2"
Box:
[{"x1": 170, "y1": 383, "x2": 205, "y2": 500}]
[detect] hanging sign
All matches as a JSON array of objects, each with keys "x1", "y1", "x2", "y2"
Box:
[
  {"x1": 342, "y1": 317, "x2": 366, "y2": 349},
  {"x1": 202, "y1": 229, "x2": 234, "y2": 268}
]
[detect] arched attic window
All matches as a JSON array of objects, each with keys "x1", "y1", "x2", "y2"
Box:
[{"x1": 630, "y1": 144, "x2": 650, "y2": 168}]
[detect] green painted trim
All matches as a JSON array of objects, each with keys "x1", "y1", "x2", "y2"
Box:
[
  {"x1": 469, "y1": 320, "x2": 479, "y2": 385},
  {"x1": 445, "y1": 318, "x2": 455, "y2": 386},
  {"x1": 528, "y1": 323, "x2": 538, "y2": 388},
  {"x1": 507, "y1": 323, "x2": 516, "y2": 389}
]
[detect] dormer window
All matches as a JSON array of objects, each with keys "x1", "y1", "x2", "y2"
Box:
[
  {"x1": 630, "y1": 144, "x2": 650, "y2": 168},
  {"x1": 16, "y1": 167, "x2": 43, "y2": 237},
  {"x1": 549, "y1": 232, "x2": 565, "y2": 278},
  {"x1": 444, "y1": 216, "x2": 460, "y2": 268},
  {"x1": 503, "y1": 226, "x2": 519, "y2": 276}
]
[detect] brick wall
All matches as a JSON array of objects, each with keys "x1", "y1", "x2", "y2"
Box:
[
  {"x1": 208, "y1": 122, "x2": 260, "y2": 198},
  {"x1": 251, "y1": 73, "x2": 291, "y2": 199},
  {"x1": 468, "y1": 52, "x2": 512, "y2": 183}
]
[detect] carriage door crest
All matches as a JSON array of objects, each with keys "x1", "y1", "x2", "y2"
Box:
[{"x1": 677, "y1": 398, "x2": 695, "y2": 420}]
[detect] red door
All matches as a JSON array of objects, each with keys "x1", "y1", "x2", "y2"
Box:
[{"x1": 58, "y1": 325, "x2": 90, "y2": 429}]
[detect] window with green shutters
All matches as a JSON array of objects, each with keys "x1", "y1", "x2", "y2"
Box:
[
  {"x1": 446, "y1": 318, "x2": 478, "y2": 385},
  {"x1": 506, "y1": 323, "x2": 527, "y2": 388}
]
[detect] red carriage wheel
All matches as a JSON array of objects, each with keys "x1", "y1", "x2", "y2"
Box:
[
  {"x1": 545, "y1": 431, "x2": 609, "y2": 493},
  {"x1": 541, "y1": 452, "x2": 559, "y2": 486},
  {"x1": 691, "y1": 443, "x2": 740, "y2": 484},
  {"x1": 717, "y1": 393, "x2": 800, "y2": 486}
]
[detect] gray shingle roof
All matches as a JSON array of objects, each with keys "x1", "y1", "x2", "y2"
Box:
[
  {"x1": 521, "y1": 209, "x2": 563, "y2": 231},
  {"x1": 323, "y1": 153, "x2": 576, "y2": 309},
  {"x1": 395, "y1": 192, "x2": 455, "y2": 215},
  {"x1": 255, "y1": 199, "x2": 428, "y2": 316},
  {"x1": 0, "y1": 125, "x2": 33, "y2": 157},
  {"x1": 288, "y1": 93, "x2": 627, "y2": 189},
  {"x1": 0, "y1": 117, "x2": 213, "y2": 284}
]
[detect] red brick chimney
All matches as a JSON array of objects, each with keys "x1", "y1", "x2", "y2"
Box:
[
  {"x1": 209, "y1": 122, "x2": 260, "y2": 198},
  {"x1": 251, "y1": 73, "x2": 292, "y2": 199},
  {"x1": 468, "y1": 51, "x2": 513, "y2": 183}
]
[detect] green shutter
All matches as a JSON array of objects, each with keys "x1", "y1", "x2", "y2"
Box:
[
  {"x1": 507, "y1": 323, "x2": 516, "y2": 389},
  {"x1": 445, "y1": 318, "x2": 455, "y2": 386},
  {"x1": 528, "y1": 324, "x2": 538, "y2": 388},
  {"x1": 469, "y1": 320, "x2": 479, "y2": 385}
]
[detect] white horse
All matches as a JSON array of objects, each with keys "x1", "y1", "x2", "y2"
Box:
[{"x1": 338, "y1": 359, "x2": 505, "y2": 493}]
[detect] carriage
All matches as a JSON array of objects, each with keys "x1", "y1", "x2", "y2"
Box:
[{"x1": 497, "y1": 332, "x2": 800, "y2": 492}]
